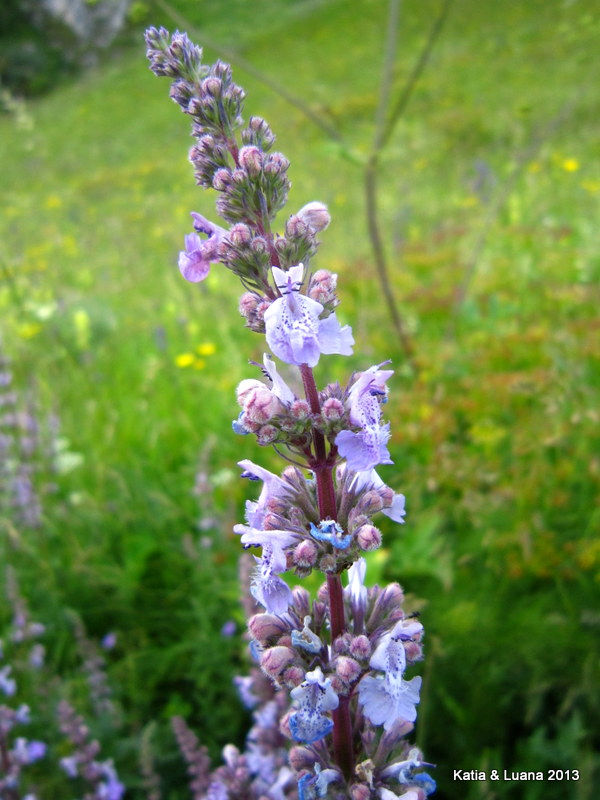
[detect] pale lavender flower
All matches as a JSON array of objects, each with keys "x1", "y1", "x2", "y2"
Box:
[
  {"x1": 336, "y1": 365, "x2": 394, "y2": 472},
  {"x1": 250, "y1": 544, "x2": 293, "y2": 615},
  {"x1": 358, "y1": 621, "x2": 422, "y2": 730},
  {"x1": 298, "y1": 763, "x2": 341, "y2": 800},
  {"x1": 264, "y1": 265, "x2": 354, "y2": 367},
  {"x1": 353, "y1": 468, "x2": 406, "y2": 523},
  {"x1": 178, "y1": 213, "x2": 225, "y2": 282},
  {"x1": 237, "y1": 459, "x2": 293, "y2": 529},
  {"x1": 289, "y1": 667, "x2": 339, "y2": 743},
  {"x1": 0, "y1": 664, "x2": 16, "y2": 696}
]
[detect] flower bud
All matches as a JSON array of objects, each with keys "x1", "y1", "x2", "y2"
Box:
[
  {"x1": 297, "y1": 201, "x2": 331, "y2": 232},
  {"x1": 308, "y1": 269, "x2": 338, "y2": 304},
  {"x1": 356, "y1": 524, "x2": 382, "y2": 551},
  {"x1": 236, "y1": 379, "x2": 264, "y2": 407},
  {"x1": 257, "y1": 424, "x2": 278, "y2": 445},
  {"x1": 212, "y1": 168, "x2": 232, "y2": 190},
  {"x1": 332, "y1": 633, "x2": 352, "y2": 654},
  {"x1": 335, "y1": 656, "x2": 361, "y2": 685},
  {"x1": 322, "y1": 397, "x2": 344, "y2": 421},
  {"x1": 379, "y1": 485, "x2": 395, "y2": 506},
  {"x1": 282, "y1": 666, "x2": 305, "y2": 687},
  {"x1": 349, "y1": 634, "x2": 371, "y2": 660},
  {"x1": 404, "y1": 641, "x2": 423, "y2": 662},
  {"x1": 238, "y1": 145, "x2": 263, "y2": 176},
  {"x1": 293, "y1": 540, "x2": 318, "y2": 568},
  {"x1": 248, "y1": 613, "x2": 288, "y2": 643},
  {"x1": 250, "y1": 236, "x2": 268, "y2": 254},
  {"x1": 290, "y1": 400, "x2": 310, "y2": 420},
  {"x1": 289, "y1": 746, "x2": 317, "y2": 771},
  {"x1": 201, "y1": 77, "x2": 221, "y2": 97},
  {"x1": 350, "y1": 784, "x2": 371, "y2": 800},
  {"x1": 291, "y1": 586, "x2": 311, "y2": 618},
  {"x1": 260, "y1": 646, "x2": 295, "y2": 679},
  {"x1": 229, "y1": 223, "x2": 253, "y2": 247},
  {"x1": 255, "y1": 300, "x2": 271, "y2": 323},
  {"x1": 318, "y1": 554, "x2": 337, "y2": 573},
  {"x1": 357, "y1": 490, "x2": 384, "y2": 516},
  {"x1": 244, "y1": 387, "x2": 283, "y2": 423},
  {"x1": 238, "y1": 292, "x2": 259, "y2": 319}
]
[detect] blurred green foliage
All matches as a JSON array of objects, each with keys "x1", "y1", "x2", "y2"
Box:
[{"x1": 1, "y1": 0, "x2": 599, "y2": 796}]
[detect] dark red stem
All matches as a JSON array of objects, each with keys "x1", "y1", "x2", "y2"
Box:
[{"x1": 300, "y1": 364, "x2": 354, "y2": 780}]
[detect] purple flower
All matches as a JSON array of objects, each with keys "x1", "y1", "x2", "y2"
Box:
[
  {"x1": 264, "y1": 265, "x2": 354, "y2": 367},
  {"x1": 0, "y1": 664, "x2": 16, "y2": 696},
  {"x1": 178, "y1": 212, "x2": 225, "y2": 282},
  {"x1": 289, "y1": 666, "x2": 339, "y2": 743},
  {"x1": 237, "y1": 459, "x2": 293, "y2": 529},
  {"x1": 250, "y1": 544, "x2": 293, "y2": 615},
  {"x1": 298, "y1": 764, "x2": 341, "y2": 800},
  {"x1": 262, "y1": 354, "x2": 295, "y2": 405},
  {"x1": 358, "y1": 621, "x2": 421, "y2": 730},
  {"x1": 353, "y1": 468, "x2": 406, "y2": 523},
  {"x1": 345, "y1": 557, "x2": 368, "y2": 611},
  {"x1": 336, "y1": 364, "x2": 394, "y2": 472}
]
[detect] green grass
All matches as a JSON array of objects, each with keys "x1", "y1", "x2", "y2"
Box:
[{"x1": 1, "y1": 0, "x2": 599, "y2": 796}]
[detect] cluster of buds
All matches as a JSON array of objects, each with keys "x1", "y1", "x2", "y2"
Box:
[{"x1": 146, "y1": 27, "x2": 435, "y2": 800}]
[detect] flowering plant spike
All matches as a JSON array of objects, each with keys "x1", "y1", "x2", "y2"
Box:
[{"x1": 146, "y1": 27, "x2": 435, "y2": 799}]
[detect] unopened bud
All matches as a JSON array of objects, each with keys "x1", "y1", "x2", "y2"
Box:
[
  {"x1": 245, "y1": 387, "x2": 282, "y2": 423},
  {"x1": 282, "y1": 666, "x2": 305, "y2": 687},
  {"x1": 335, "y1": 656, "x2": 361, "y2": 684},
  {"x1": 257, "y1": 424, "x2": 278, "y2": 445},
  {"x1": 238, "y1": 292, "x2": 259, "y2": 319},
  {"x1": 291, "y1": 586, "x2": 311, "y2": 618},
  {"x1": 236, "y1": 379, "x2": 264, "y2": 407},
  {"x1": 289, "y1": 746, "x2": 317, "y2": 771},
  {"x1": 212, "y1": 168, "x2": 232, "y2": 191},
  {"x1": 248, "y1": 613, "x2": 288, "y2": 643},
  {"x1": 290, "y1": 400, "x2": 310, "y2": 420},
  {"x1": 357, "y1": 490, "x2": 384, "y2": 516},
  {"x1": 297, "y1": 201, "x2": 331, "y2": 232},
  {"x1": 260, "y1": 646, "x2": 295, "y2": 678},
  {"x1": 332, "y1": 633, "x2": 352, "y2": 654},
  {"x1": 229, "y1": 223, "x2": 253, "y2": 247},
  {"x1": 201, "y1": 76, "x2": 222, "y2": 96},
  {"x1": 356, "y1": 524, "x2": 382, "y2": 551},
  {"x1": 349, "y1": 634, "x2": 371, "y2": 660},
  {"x1": 322, "y1": 397, "x2": 344, "y2": 421},
  {"x1": 319, "y1": 554, "x2": 337, "y2": 573},
  {"x1": 293, "y1": 540, "x2": 318, "y2": 568},
  {"x1": 255, "y1": 300, "x2": 271, "y2": 323},
  {"x1": 404, "y1": 641, "x2": 423, "y2": 662},
  {"x1": 308, "y1": 269, "x2": 338, "y2": 304},
  {"x1": 350, "y1": 784, "x2": 372, "y2": 800},
  {"x1": 238, "y1": 145, "x2": 263, "y2": 176}
]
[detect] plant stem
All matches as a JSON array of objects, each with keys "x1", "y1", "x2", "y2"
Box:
[{"x1": 299, "y1": 364, "x2": 354, "y2": 780}]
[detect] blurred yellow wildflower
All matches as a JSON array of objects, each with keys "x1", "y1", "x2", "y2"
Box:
[
  {"x1": 562, "y1": 158, "x2": 579, "y2": 172},
  {"x1": 175, "y1": 353, "x2": 195, "y2": 368},
  {"x1": 18, "y1": 322, "x2": 42, "y2": 339},
  {"x1": 197, "y1": 342, "x2": 216, "y2": 356},
  {"x1": 44, "y1": 194, "x2": 63, "y2": 209},
  {"x1": 581, "y1": 180, "x2": 600, "y2": 194}
]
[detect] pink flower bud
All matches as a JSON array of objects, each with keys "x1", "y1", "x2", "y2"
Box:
[
  {"x1": 350, "y1": 784, "x2": 372, "y2": 800},
  {"x1": 319, "y1": 554, "x2": 337, "y2": 572},
  {"x1": 379, "y1": 485, "x2": 395, "y2": 506},
  {"x1": 282, "y1": 666, "x2": 305, "y2": 687},
  {"x1": 289, "y1": 746, "x2": 317, "y2": 771},
  {"x1": 322, "y1": 397, "x2": 344, "y2": 421},
  {"x1": 257, "y1": 424, "x2": 278, "y2": 445},
  {"x1": 356, "y1": 524, "x2": 382, "y2": 551},
  {"x1": 297, "y1": 201, "x2": 331, "y2": 232},
  {"x1": 236, "y1": 379, "x2": 264, "y2": 407},
  {"x1": 251, "y1": 236, "x2": 268, "y2": 254},
  {"x1": 238, "y1": 292, "x2": 259, "y2": 319},
  {"x1": 239, "y1": 145, "x2": 263, "y2": 176},
  {"x1": 293, "y1": 540, "x2": 318, "y2": 567},
  {"x1": 260, "y1": 646, "x2": 295, "y2": 678},
  {"x1": 333, "y1": 633, "x2": 352, "y2": 654},
  {"x1": 229, "y1": 224, "x2": 253, "y2": 247},
  {"x1": 255, "y1": 300, "x2": 271, "y2": 323},
  {"x1": 404, "y1": 641, "x2": 423, "y2": 662},
  {"x1": 212, "y1": 168, "x2": 231, "y2": 190},
  {"x1": 201, "y1": 77, "x2": 222, "y2": 96},
  {"x1": 248, "y1": 613, "x2": 288, "y2": 643},
  {"x1": 349, "y1": 634, "x2": 371, "y2": 660},
  {"x1": 290, "y1": 400, "x2": 310, "y2": 420},
  {"x1": 335, "y1": 655, "x2": 361, "y2": 684},
  {"x1": 291, "y1": 586, "x2": 311, "y2": 617},
  {"x1": 244, "y1": 387, "x2": 281, "y2": 423},
  {"x1": 357, "y1": 490, "x2": 384, "y2": 515}
]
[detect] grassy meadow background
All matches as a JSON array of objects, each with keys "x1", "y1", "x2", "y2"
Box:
[{"x1": 1, "y1": 0, "x2": 599, "y2": 796}]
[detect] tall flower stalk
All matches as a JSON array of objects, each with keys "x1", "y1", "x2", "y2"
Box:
[{"x1": 146, "y1": 28, "x2": 435, "y2": 799}]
